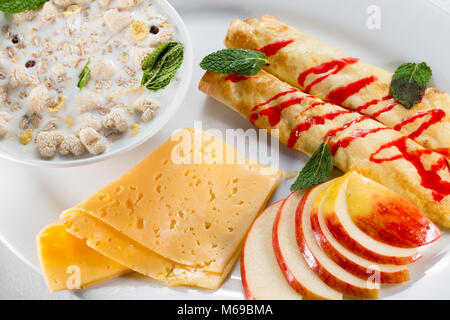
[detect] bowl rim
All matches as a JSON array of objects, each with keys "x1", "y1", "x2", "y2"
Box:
[{"x1": 0, "y1": 0, "x2": 194, "y2": 168}]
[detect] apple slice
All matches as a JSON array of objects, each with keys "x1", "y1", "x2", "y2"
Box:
[
  {"x1": 296, "y1": 184, "x2": 379, "y2": 299},
  {"x1": 311, "y1": 180, "x2": 410, "y2": 284},
  {"x1": 345, "y1": 171, "x2": 441, "y2": 248},
  {"x1": 323, "y1": 173, "x2": 422, "y2": 265},
  {"x1": 241, "y1": 201, "x2": 301, "y2": 300},
  {"x1": 273, "y1": 190, "x2": 342, "y2": 300}
]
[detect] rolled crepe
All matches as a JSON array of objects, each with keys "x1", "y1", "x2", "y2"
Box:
[
  {"x1": 199, "y1": 70, "x2": 450, "y2": 227},
  {"x1": 224, "y1": 15, "x2": 450, "y2": 158}
]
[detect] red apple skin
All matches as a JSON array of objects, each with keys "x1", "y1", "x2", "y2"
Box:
[
  {"x1": 348, "y1": 194, "x2": 441, "y2": 248},
  {"x1": 296, "y1": 190, "x2": 379, "y2": 299},
  {"x1": 272, "y1": 195, "x2": 328, "y2": 300},
  {"x1": 240, "y1": 243, "x2": 256, "y2": 300},
  {"x1": 324, "y1": 211, "x2": 422, "y2": 265},
  {"x1": 240, "y1": 200, "x2": 283, "y2": 300},
  {"x1": 310, "y1": 209, "x2": 410, "y2": 284}
]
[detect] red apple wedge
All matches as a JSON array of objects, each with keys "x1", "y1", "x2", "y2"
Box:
[
  {"x1": 273, "y1": 190, "x2": 342, "y2": 300},
  {"x1": 323, "y1": 173, "x2": 422, "y2": 265},
  {"x1": 310, "y1": 179, "x2": 410, "y2": 284},
  {"x1": 241, "y1": 201, "x2": 301, "y2": 300},
  {"x1": 345, "y1": 171, "x2": 441, "y2": 248},
  {"x1": 296, "y1": 184, "x2": 380, "y2": 299}
]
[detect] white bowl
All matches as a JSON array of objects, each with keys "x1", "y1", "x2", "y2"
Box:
[{"x1": 0, "y1": 0, "x2": 193, "y2": 168}]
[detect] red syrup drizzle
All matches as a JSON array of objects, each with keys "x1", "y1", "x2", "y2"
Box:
[
  {"x1": 224, "y1": 74, "x2": 256, "y2": 82},
  {"x1": 295, "y1": 57, "x2": 446, "y2": 145},
  {"x1": 433, "y1": 148, "x2": 450, "y2": 159},
  {"x1": 355, "y1": 96, "x2": 392, "y2": 113},
  {"x1": 249, "y1": 89, "x2": 307, "y2": 126},
  {"x1": 328, "y1": 127, "x2": 388, "y2": 155},
  {"x1": 250, "y1": 88, "x2": 298, "y2": 112},
  {"x1": 326, "y1": 76, "x2": 378, "y2": 105},
  {"x1": 323, "y1": 116, "x2": 367, "y2": 140},
  {"x1": 250, "y1": 96, "x2": 308, "y2": 126},
  {"x1": 370, "y1": 136, "x2": 450, "y2": 201},
  {"x1": 287, "y1": 110, "x2": 350, "y2": 148},
  {"x1": 394, "y1": 109, "x2": 446, "y2": 139},
  {"x1": 295, "y1": 102, "x2": 327, "y2": 119},
  {"x1": 297, "y1": 57, "x2": 360, "y2": 92},
  {"x1": 369, "y1": 101, "x2": 398, "y2": 119},
  {"x1": 258, "y1": 39, "x2": 295, "y2": 57}
]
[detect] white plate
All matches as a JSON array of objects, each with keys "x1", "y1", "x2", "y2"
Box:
[
  {"x1": 1, "y1": 0, "x2": 450, "y2": 300},
  {"x1": 0, "y1": 0, "x2": 194, "y2": 168}
]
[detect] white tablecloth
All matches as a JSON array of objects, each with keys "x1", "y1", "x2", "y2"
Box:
[{"x1": 0, "y1": 0, "x2": 448, "y2": 300}]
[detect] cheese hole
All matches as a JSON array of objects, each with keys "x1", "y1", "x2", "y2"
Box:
[
  {"x1": 135, "y1": 217, "x2": 144, "y2": 229},
  {"x1": 209, "y1": 188, "x2": 216, "y2": 202},
  {"x1": 155, "y1": 173, "x2": 162, "y2": 181},
  {"x1": 204, "y1": 222, "x2": 211, "y2": 230},
  {"x1": 170, "y1": 219, "x2": 176, "y2": 229},
  {"x1": 126, "y1": 199, "x2": 135, "y2": 216},
  {"x1": 136, "y1": 193, "x2": 144, "y2": 206}
]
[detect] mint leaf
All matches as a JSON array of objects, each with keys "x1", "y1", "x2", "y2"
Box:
[
  {"x1": 142, "y1": 42, "x2": 171, "y2": 71},
  {"x1": 0, "y1": 0, "x2": 49, "y2": 14},
  {"x1": 390, "y1": 62, "x2": 432, "y2": 108},
  {"x1": 141, "y1": 42, "x2": 184, "y2": 92},
  {"x1": 290, "y1": 140, "x2": 334, "y2": 191},
  {"x1": 200, "y1": 49, "x2": 268, "y2": 75},
  {"x1": 77, "y1": 59, "x2": 90, "y2": 90}
]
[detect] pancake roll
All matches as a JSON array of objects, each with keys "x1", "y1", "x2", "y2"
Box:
[{"x1": 199, "y1": 70, "x2": 450, "y2": 226}]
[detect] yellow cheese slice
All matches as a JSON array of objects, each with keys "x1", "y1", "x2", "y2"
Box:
[
  {"x1": 61, "y1": 210, "x2": 240, "y2": 289},
  {"x1": 37, "y1": 223, "x2": 128, "y2": 293},
  {"x1": 167, "y1": 248, "x2": 241, "y2": 289},
  {"x1": 66, "y1": 128, "x2": 282, "y2": 274}
]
